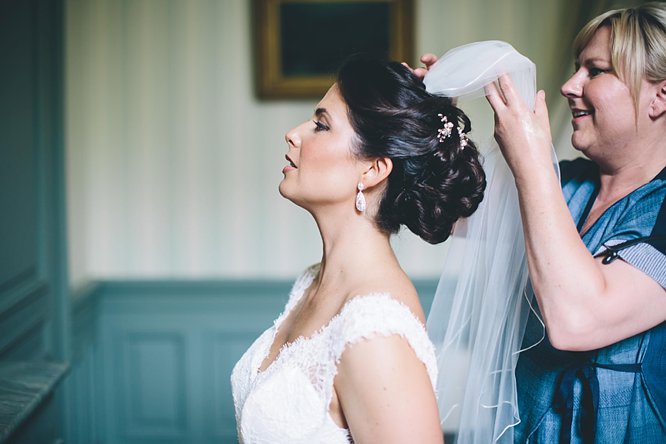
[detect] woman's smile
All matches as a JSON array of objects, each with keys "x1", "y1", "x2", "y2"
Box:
[{"x1": 571, "y1": 107, "x2": 592, "y2": 121}]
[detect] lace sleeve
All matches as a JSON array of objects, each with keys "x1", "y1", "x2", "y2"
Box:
[{"x1": 330, "y1": 293, "x2": 438, "y2": 388}]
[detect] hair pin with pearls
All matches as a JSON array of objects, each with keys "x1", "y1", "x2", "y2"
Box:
[{"x1": 437, "y1": 113, "x2": 469, "y2": 150}]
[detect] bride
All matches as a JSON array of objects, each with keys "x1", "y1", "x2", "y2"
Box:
[{"x1": 230, "y1": 56, "x2": 486, "y2": 443}]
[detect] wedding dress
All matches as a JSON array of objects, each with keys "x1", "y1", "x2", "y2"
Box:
[{"x1": 230, "y1": 264, "x2": 438, "y2": 444}]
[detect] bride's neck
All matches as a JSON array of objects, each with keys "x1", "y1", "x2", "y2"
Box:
[{"x1": 314, "y1": 215, "x2": 395, "y2": 293}]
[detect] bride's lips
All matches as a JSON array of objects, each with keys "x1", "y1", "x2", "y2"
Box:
[{"x1": 282, "y1": 154, "x2": 297, "y2": 173}]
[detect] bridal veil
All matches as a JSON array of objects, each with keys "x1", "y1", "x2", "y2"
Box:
[{"x1": 423, "y1": 41, "x2": 557, "y2": 443}]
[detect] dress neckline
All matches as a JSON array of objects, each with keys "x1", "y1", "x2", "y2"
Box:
[
  {"x1": 256, "y1": 289, "x2": 394, "y2": 376},
  {"x1": 578, "y1": 167, "x2": 666, "y2": 237},
  {"x1": 255, "y1": 264, "x2": 318, "y2": 374},
  {"x1": 255, "y1": 264, "x2": 427, "y2": 376}
]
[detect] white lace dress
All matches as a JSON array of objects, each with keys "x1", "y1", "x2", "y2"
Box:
[{"x1": 230, "y1": 264, "x2": 438, "y2": 444}]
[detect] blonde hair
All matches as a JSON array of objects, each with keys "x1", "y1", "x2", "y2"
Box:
[{"x1": 573, "y1": 2, "x2": 666, "y2": 113}]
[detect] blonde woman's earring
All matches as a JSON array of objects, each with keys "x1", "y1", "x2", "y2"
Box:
[{"x1": 355, "y1": 183, "x2": 366, "y2": 212}]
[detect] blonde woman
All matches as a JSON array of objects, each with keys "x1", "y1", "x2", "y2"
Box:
[{"x1": 486, "y1": 3, "x2": 666, "y2": 442}]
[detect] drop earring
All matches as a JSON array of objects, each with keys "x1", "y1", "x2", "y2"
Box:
[{"x1": 355, "y1": 183, "x2": 366, "y2": 212}]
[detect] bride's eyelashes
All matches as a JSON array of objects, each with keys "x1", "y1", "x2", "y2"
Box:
[{"x1": 313, "y1": 120, "x2": 330, "y2": 132}]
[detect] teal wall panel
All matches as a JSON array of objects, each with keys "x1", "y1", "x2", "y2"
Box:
[
  {"x1": 121, "y1": 332, "x2": 188, "y2": 439},
  {"x1": 0, "y1": 0, "x2": 69, "y2": 442},
  {"x1": 63, "y1": 285, "x2": 102, "y2": 444},
  {"x1": 0, "y1": 0, "x2": 47, "y2": 362},
  {"x1": 0, "y1": 0, "x2": 38, "y2": 288},
  {"x1": 0, "y1": 284, "x2": 48, "y2": 358},
  {"x1": 64, "y1": 345, "x2": 101, "y2": 444}
]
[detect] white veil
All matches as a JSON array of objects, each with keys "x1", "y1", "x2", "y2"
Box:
[{"x1": 423, "y1": 41, "x2": 556, "y2": 443}]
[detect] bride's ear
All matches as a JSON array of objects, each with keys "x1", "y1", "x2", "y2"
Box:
[{"x1": 361, "y1": 157, "x2": 393, "y2": 188}]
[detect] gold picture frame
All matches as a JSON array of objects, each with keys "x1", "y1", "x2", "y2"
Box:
[{"x1": 254, "y1": 0, "x2": 414, "y2": 99}]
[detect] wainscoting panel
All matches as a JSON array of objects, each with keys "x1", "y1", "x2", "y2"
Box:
[
  {"x1": 63, "y1": 287, "x2": 102, "y2": 444},
  {"x1": 121, "y1": 331, "x2": 188, "y2": 438},
  {"x1": 0, "y1": 281, "x2": 48, "y2": 358},
  {"x1": 64, "y1": 341, "x2": 101, "y2": 444},
  {"x1": 0, "y1": 0, "x2": 63, "y2": 362},
  {"x1": 0, "y1": 0, "x2": 69, "y2": 442}
]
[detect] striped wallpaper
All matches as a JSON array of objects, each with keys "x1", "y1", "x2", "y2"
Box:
[{"x1": 65, "y1": 0, "x2": 583, "y2": 285}]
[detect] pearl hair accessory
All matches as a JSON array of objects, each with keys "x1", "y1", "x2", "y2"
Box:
[
  {"x1": 458, "y1": 127, "x2": 469, "y2": 148},
  {"x1": 437, "y1": 113, "x2": 469, "y2": 150},
  {"x1": 437, "y1": 114, "x2": 454, "y2": 142},
  {"x1": 355, "y1": 183, "x2": 366, "y2": 212}
]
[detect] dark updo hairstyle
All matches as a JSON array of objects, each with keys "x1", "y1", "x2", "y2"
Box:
[{"x1": 337, "y1": 57, "x2": 486, "y2": 244}]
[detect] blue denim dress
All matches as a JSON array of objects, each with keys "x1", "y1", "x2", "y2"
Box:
[{"x1": 513, "y1": 159, "x2": 666, "y2": 443}]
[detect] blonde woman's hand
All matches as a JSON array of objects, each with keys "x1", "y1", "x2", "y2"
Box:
[{"x1": 485, "y1": 74, "x2": 554, "y2": 180}]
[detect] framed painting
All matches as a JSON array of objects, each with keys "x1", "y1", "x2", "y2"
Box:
[{"x1": 254, "y1": 0, "x2": 414, "y2": 99}]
